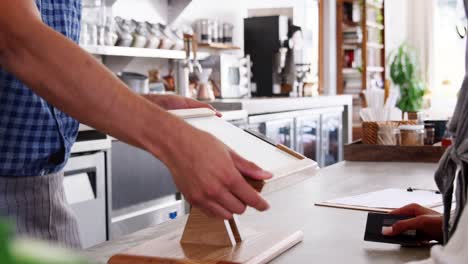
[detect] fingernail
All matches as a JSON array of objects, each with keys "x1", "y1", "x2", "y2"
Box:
[
  {"x1": 263, "y1": 171, "x2": 273, "y2": 179},
  {"x1": 261, "y1": 202, "x2": 270, "y2": 211},
  {"x1": 382, "y1": 226, "x2": 393, "y2": 235}
]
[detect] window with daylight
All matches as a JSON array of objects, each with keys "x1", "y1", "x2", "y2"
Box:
[{"x1": 431, "y1": 0, "x2": 465, "y2": 113}]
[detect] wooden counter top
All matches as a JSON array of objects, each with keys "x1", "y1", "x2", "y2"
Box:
[{"x1": 84, "y1": 161, "x2": 438, "y2": 264}]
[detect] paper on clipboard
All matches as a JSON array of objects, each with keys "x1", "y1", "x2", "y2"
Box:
[{"x1": 315, "y1": 188, "x2": 443, "y2": 213}]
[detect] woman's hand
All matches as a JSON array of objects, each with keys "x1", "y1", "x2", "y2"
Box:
[
  {"x1": 382, "y1": 203, "x2": 443, "y2": 242},
  {"x1": 143, "y1": 94, "x2": 221, "y2": 117}
]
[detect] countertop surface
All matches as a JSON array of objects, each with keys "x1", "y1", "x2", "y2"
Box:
[
  {"x1": 84, "y1": 161, "x2": 438, "y2": 264},
  {"x1": 208, "y1": 95, "x2": 353, "y2": 115}
]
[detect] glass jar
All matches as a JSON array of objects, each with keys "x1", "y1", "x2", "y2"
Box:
[
  {"x1": 223, "y1": 23, "x2": 234, "y2": 44},
  {"x1": 377, "y1": 124, "x2": 397, "y2": 145},
  {"x1": 210, "y1": 20, "x2": 219, "y2": 43},
  {"x1": 399, "y1": 125, "x2": 425, "y2": 146},
  {"x1": 194, "y1": 19, "x2": 211, "y2": 44},
  {"x1": 424, "y1": 123, "x2": 435, "y2": 145}
]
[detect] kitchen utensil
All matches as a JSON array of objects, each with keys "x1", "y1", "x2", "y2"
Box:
[
  {"x1": 424, "y1": 120, "x2": 448, "y2": 143},
  {"x1": 163, "y1": 61, "x2": 176, "y2": 92},
  {"x1": 157, "y1": 23, "x2": 175, "y2": 49},
  {"x1": 210, "y1": 20, "x2": 219, "y2": 43},
  {"x1": 79, "y1": 24, "x2": 90, "y2": 45},
  {"x1": 424, "y1": 123, "x2": 435, "y2": 145},
  {"x1": 194, "y1": 19, "x2": 211, "y2": 44},
  {"x1": 145, "y1": 22, "x2": 161, "y2": 49},
  {"x1": 89, "y1": 24, "x2": 98, "y2": 45},
  {"x1": 97, "y1": 25, "x2": 105, "y2": 45},
  {"x1": 217, "y1": 21, "x2": 224, "y2": 43},
  {"x1": 377, "y1": 123, "x2": 398, "y2": 145},
  {"x1": 115, "y1": 17, "x2": 134, "y2": 47},
  {"x1": 192, "y1": 36, "x2": 203, "y2": 74},
  {"x1": 399, "y1": 125, "x2": 425, "y2": 146},
  {"x1": 118, "y1": 72, "x2": 149, "y2": 94},
  {"x1": 172, "y1": 28, "x2": 185, "y2": 50},
  {"x1": 131, "y1": 20, "x2": 148, "y2": 48},
  {"x1": 223, "y1": 23, "x2": 234, "y2": 44},
  {"x1": 197, "y1": 69, "x2": 214, "y2": 100}
]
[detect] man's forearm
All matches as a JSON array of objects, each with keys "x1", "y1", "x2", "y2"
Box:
[{"x1": 0, "y1": 9, "x2": 186, "y2": 163}]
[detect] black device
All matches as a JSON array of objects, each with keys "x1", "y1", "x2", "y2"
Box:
[
  {"x1": 244, "y1": 15, "x2": 296, "y2": 97},
  {"x1": 364, "y1": 213, "x2": 422, "y2": 246}
]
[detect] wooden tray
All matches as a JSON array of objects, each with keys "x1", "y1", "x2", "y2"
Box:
[{"x1": 344, "y1": 140, "x2": 446, "y2": 163}]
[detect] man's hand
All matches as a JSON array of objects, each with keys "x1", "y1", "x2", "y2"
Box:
[
  {"x1": 143, "y1": 94, "x2": 222, "y2": 117},
  {"x1": 163, "y1": 126, "x2": 273, "y2": 219},
  {"x1": 382, "y1": 203, "x2": 443, "y2": 242}
]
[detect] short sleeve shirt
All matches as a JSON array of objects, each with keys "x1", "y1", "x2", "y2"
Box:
[{"x1": 0, "y1": 0, "x2": 82, "y2": 176}]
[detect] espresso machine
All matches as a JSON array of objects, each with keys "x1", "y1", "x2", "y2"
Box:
[{"x1": 244, "y1": 15, "x2": 301, "y2": 97}]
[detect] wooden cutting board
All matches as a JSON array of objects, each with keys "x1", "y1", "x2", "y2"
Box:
[{"x1": 108, "y1": 227, "x2": 303, "y2": 264}]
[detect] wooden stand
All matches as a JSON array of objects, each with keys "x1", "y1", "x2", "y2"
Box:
[
  {"x1": 107, "y1": 109, "x2": 317, "y2": 264},
  {"x1": 108, "y1": 179, "x2": 305, "y2": 264}
]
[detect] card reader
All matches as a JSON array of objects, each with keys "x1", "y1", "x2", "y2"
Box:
[{"x1": 364, "y1": 213, "x2": 422, "y2": 246}]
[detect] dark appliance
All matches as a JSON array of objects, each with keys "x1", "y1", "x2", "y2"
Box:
[{"x1": 244, "y1": 16, "x2": 300, "y2": 97}]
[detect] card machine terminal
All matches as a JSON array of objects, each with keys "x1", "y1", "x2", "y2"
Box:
[{"x1": 364, "y1": 213, "x2": 422, "y2": 246}]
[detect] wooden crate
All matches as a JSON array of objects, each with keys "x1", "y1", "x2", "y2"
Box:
[{"x1": 344, "y1": 140, "x2": 446, "y2": 163}]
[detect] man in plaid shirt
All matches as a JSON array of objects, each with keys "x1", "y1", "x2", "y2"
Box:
[{"x1": 0, "y1": 0, "x2": 271, "y2": 248}]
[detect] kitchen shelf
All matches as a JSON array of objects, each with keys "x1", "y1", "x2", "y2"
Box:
[
  {"x1": 82, "y1": 45, "x2": 210, "y2": 60},
  {"x1": 343, "y1": 68, "x2": 361, "y2": 74},
  {"x1": 337, "y1": 0, "x2": 386, "y2": 128},
  {"x1": 366, "y1": 21, "x2": 384, "y2": 30},
  {"x1": 366, "y1": 66, "x2": 384, "y2": 72},
  {"x1": 366, "y1": 0, "x2": 383, "y2": 9},
  {"x1": 366, "y1": 42, "x2": 384, "y2": 49},
  {"x1": 198, "y1": 43, "x2": 241, "y2": 50},
  {"x1": 342, "y1": 43, "x2": 361, "y2": 49}
]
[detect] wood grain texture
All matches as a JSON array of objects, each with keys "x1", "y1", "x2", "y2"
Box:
[
  {"x1": 344, "y1": 141, "x2": 446, "y2": 163},
  {"x1": 275, "y1": 145, "x2": 305, "y2": 160},
  {"x1": 228, "y1": 217, "x2": 243, "y2": 243},
  {"x1": 107, "y1": 228, "x2": 303, "y2": 264},
  {"x1": 180, "y1": 208, "x2": 236, "y2": 247}
]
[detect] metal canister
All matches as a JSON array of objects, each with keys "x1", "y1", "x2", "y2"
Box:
[
  {"x1": 210, "y1": 20, "x2": 219, "y2": 43},
  {"x1": 223, "y1": 23, "x2": 234, "y2": 44},
  {"x1": 217, "y1": 21, "x2": 224, "y2": 43},
  {"x1": 194, "y1": 19, "x2": 211, "y2": 44}
]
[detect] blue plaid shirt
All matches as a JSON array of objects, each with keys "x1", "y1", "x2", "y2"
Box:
[{"x1": 0, "y1": 0, "x2": 81, "y2": 177}]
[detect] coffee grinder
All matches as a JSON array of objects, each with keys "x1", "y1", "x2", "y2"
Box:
[{"x1": 244, "y1": 15, "x2": 302, "y2": 97}]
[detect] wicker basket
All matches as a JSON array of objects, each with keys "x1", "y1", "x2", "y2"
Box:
[{"x1": 362, "y1": 121, "x2": 417, "y2": 145}]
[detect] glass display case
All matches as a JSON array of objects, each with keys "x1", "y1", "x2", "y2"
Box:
[
  {"x1": 248, "y1": 118, "x2": 295, "y2": 149},
  {"x1": 295, "y1": 114, "x2": 321, "y2": 163},
  {"x1": 321, "y1": 112, "x2": 343, "y2": 167}
]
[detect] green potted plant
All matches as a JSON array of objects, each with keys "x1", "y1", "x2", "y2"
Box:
[
  {"x1": 389, "y1": 43, "x2": 426, "y2": 116},
  {"x1": 0, "y1": 221, "x2": 90, "y2": 264}
]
